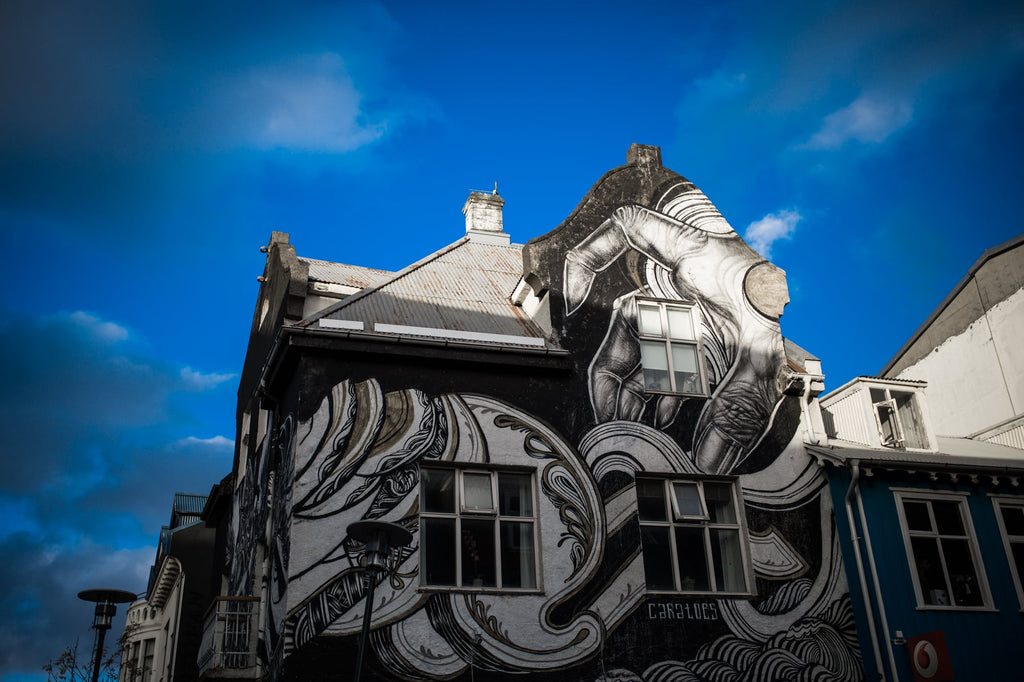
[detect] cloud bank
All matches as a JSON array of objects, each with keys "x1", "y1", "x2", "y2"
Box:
[{"x1": 0, "y1": 310, "x2": 234, "y2": 675}]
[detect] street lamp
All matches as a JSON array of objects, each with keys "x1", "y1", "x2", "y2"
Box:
[
  {"x1": 77, "y1": 588, "x2": 136, "y2": 682},
  {"x1": 346, "y1": 520, "x2": 413, "y2": 682}
]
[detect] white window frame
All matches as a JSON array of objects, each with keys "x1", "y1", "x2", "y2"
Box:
[
  {"x1": 636, "y1": 298, "x2": 709, "y2": 397},
  {"x1": 636, "y1": 476, "x2": 753, "y2": 595},
  {"x1": 893, "y1": 489, "x2": 992, "y2": 610},
  {"x1": 867, "y1": 385, "x2": 929, "y2": 450},
  {"x1": 992, "y1": 496, "x2": 1024, "y2": 611},
  {"x1": 419, "y1": 466, "x2": 540, "y2": 591}
]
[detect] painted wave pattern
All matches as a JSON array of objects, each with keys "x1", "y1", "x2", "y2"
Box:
[{"x1": 603, "y1": 595, "x2": 861, "y2": 682}]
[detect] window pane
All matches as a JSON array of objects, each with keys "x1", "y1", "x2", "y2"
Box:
[
  {"x1": 1011, "y1": 543, "x2": 1024, "y2": 585},
  {"x1": 869, "y1": 388, "x2": 887, "y2": 403},
  {"x1": 672, "y1": 482, "x2": 703, "y2": 518},
  {"x1": 461, "y1": 519, "x2": 496, "y2": 587},
  {"x1": 640, "y1": 341, "x2": 671, "y2": 391},
  {"x1": 638, "y1": 304, "x2": 663, "y2": 336},
  {"x1": 640, "y1": 526, "x2": 675, "y2": 590},
  {"x1": 705, "y1": 482, "x2": 737, "y2": 524},
  {"x1": 666, "y1": 307, "x2": 695, "y2": 340},
  {"x1": 422, "y1": 518, "x2": 456, "y2": 586},
  {"x1": 498, "y1": 473, "x2": 533, "y2": 517},
  {"x1": 942, "y1": 538, "x2": 983, "y2": 606},
  {"x1": 637, "y1": 479, "x2": 667, "y2": 521},
  {"x1": 675, "y1": 527, "x2": 710, "y2": 591},
  {"x1": 671, "y1": 344, "x2": 701, "y2": 393},
  {"x1": 876, "y1": 403, "x2": 900, "y2": 445},
  {"x1": 894, "y1": 391, "x2": 928, "y2": 448},
  {"x1": 1001, "y1": 505, "x2": 1024, "y2": 536},
  {"x1": 463, "y1": 473, "x2": 494, "y2": 512},
  {"x1": 422, "y1": 468, "x2": 455, "y2": 513},
  {"x1": 500, "y1": 521, "x2": 536, "y2": 588},
  {"x1": 903, "y1": 501, "x2": 933, "y2": 532},
  {"x1": 710, "y1": 528, "x2": 746, "y2": 592},
  {"x1": 932, "y1": 500, "x2": 965, "y2": 535},
  {"x1": 910, "y1": 536, "x2": 949, "y2": 605}
]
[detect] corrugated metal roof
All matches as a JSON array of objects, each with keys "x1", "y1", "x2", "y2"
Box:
[
  {"x1": 808, "y1": 436, "x2": 1024, "y2": 472},
  {"x1": 299, "y1": 257, "x2": 393, "y2": 288},
  {"x1": 173, "y1": 493, "x2": 208, "y2": 515},
  {"x1": 311, "y1": 238, "x2": 550, "y2": 345}
]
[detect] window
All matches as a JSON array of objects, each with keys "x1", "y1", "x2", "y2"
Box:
[
  {"x1": 127, "y1": 640, "x2": 140, "y2": 681},
  {"x1": 869, "y1": 386, "x2": 928, "y2": 449},
  {"x1": 636, "y1": 299, "x2": 707, "y2": 395},
  {"x1": 993, "y1": 498, "x2": 1024, "y2": 609},
  {"x1": 420, "y1": 467, "x2": 538, "y2": 589},
  {"x1": 141, "y1": 638, "x2": 155, "y2": 682},
  {"x1": 895, "y1": 492, "x2": 990, "y2": 608},
  {"x1": 636, "y1": 477, "x2": 751, "y2": 594}
]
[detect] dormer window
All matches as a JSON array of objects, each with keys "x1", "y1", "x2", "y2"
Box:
[
  {"x1": 820, "y1": 378, "x2": 935, "y2": 451},
  {"x1": 870, "y1": 386, "x2": 929, "y2": 449}
]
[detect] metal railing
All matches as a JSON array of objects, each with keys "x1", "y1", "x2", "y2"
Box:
[{"x1": 198, "y1": 597, "x2": 260, "y2": 678}]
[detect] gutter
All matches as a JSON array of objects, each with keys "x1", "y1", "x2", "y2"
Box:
[
  {"x1": 854, "y1": 463, "x2": 900, "y2": 681},
  {"x1": 254, "y1": 323, "x2": 571, "y2": 403},
  {"x1": 845, "y1": 460, "x2": 887, "y2": 681}
]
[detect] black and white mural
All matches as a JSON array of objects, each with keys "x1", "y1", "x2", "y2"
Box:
[{"x1": 229, "y1": 151, "x2": 862, "y2": 681}]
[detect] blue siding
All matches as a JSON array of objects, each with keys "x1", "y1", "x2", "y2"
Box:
[{"x1": 828, "y1": 467, "x2": 1024, "y2": 682}]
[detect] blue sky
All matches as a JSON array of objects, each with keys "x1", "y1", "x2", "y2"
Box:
[{"x1": 1, "y1": 0, "x2": 1022, "y2": 678}]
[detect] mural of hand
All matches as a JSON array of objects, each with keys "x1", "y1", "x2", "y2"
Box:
[
  {"x1": 563, "y1": 189, "x2": 790, "y2": 475},
  {"x1": 588, "y1": 293, "x2": 688, "y2": 429}
]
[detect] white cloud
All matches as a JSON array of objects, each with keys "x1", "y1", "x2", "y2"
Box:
[
  {"x1": 231, "y1": 53, "x2": 387, "y2": 153},
  {"x1": 180, "y1": 366, "x2": 236, "y2": 390},
  {"x1": 744, "y1": 209, "x2": 801, "y2": 258},
  {"x1": 176, "y1": 435, "x2": 234, "y2": 450},
  {"x1": 804, "y1": 93, "x2": 914, "y2": 149},
  {"x1": 68, "y1": 310, "x2": 130, "y2": 343}
]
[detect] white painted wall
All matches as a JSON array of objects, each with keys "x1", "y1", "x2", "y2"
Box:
[{"x1": 895, "y1": 287, "x2": 1024, "y2": 436}]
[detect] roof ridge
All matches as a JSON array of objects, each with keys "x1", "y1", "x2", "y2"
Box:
[{"x1": 299, "y1": 237, "x2": 472, "y2": 326}]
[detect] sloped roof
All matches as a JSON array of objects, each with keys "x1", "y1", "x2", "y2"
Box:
[
  {"x1": 303, "y1": 238, "x2": 552, "y2": 347},
  {"x1": 299, "y1": 257, "x2": 393, "y2": 288},
  {"x1": 783, "y1": 337, "x2": 819, "y2": 373},
  {"x1": 808, "y1": 436, "x2": 1024, "y2": 474},
  {"x1": 879, "y1": 232, "x2": 1024, "y2": 376}
]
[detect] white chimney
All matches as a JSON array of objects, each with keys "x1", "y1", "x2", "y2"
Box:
[{"x1": 463, "y1": 189, "x2": 509, "y2": 245}]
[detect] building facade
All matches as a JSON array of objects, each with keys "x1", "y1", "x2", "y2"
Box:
[
  {"x1": 812, "y1": 234, "x2": 1024, "y2": 682},
  {"x1": 197, "y1": 144, "x2": 863, "y2": 681},
  {"x1": 122, "y1": 493, "x2": 218, "y2": 682},
  {"x1": 879, "y1": 234, "x2": 1024, "y2": 446}
]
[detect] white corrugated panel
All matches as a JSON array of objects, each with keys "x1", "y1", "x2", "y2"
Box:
[
  {"x1": 986, "y1": 423, "x2": 1024, "y2": 450},
  {"x1": 822, "y1": 389, "x2": 872, "y2": 446}
]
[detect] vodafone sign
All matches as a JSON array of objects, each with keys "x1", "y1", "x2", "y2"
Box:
[{"x1": 905, "y1": 631, "x2": 953, "y2": 682}]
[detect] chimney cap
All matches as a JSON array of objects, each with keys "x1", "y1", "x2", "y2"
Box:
[
  {"x1": 627, "y1": 144, "x2": 662, "y2": 167},
  {"x1": 463, "y1": 190, "x2": 509, "y2": 245}
]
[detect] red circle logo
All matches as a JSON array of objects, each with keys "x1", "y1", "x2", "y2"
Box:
[{"x1": 913, "y1": 640, "x2": 939, "y2": 678}]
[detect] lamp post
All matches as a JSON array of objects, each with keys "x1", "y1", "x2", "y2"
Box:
[
  {"x1": 77, "y1": 588, "x2": 136, "y2": 682},
  {"x1": 346, "y1": 520, "x2": 412, "y2": 682}
]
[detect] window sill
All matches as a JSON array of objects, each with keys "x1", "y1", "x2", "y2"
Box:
[
  {"x1": 645, "y1": 590, "x2": 754, "y2": 598},
  {"x1": 418, "y1": 586, "x2": 545, "y2": 596},
  {"x1": 643, "y1": 389, "x2": 709, "y2": 399},
  {"x1": 913, "y1": 604, "x2": 998, "y2": 613}
]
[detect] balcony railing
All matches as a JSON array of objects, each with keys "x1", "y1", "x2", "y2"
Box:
[{"x1": 198, "y1": 597, "x2": 260, "y2": 679}]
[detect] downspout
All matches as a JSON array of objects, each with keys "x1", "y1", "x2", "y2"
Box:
[
  {"x1": 845, "y1": 460, "x2": 886, "y2": 680},
  {"x1": 856, "y1": 469, "x2": 901, "y2": 681},
  {"x1": 256, "y1": 391, "x2": 278, "y2": 673}
]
